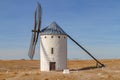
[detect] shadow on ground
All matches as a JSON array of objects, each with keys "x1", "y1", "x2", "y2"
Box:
[{"x1": 70, "y1": 65, "x2": 104, "y2": 71}]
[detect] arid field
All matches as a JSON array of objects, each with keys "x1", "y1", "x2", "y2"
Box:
[{"x1": 0, "y1": 59, "x2": 120, "y2": 80}]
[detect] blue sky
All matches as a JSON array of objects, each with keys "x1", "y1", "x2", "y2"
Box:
[{"x1": 0, "y1": 0, "x2": 120, "y2": 60}]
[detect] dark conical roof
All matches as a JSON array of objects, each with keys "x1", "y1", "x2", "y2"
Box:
[{"x1": 40, "y1": 22, "x2": 66, "y2": 35}]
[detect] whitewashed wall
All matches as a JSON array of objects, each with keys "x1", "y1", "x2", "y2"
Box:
[{"x1": 40, "y1": 35, "x2": 67, "y2": 71}]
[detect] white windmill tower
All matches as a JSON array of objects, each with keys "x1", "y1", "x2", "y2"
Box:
[
  {"x1": 28, "y1": 2, "x2": 105, "y2": 72},
  {"x1": 40, "y1": 22, "x2": 67, "y2": 71}
]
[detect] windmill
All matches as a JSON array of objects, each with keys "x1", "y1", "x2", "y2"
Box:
[{"x1": 28, "y1": 2, "x2": 105, "y2": 71}]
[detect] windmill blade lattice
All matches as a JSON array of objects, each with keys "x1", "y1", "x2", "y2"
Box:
[
  {"x1": 28, "y1": 33, "x2": 36, "y2": 59},
  {"x1": 35, "y1": 2, "x2": 42, "y2": 45},
  {"x1": 28, "y1": 3, "x2": 42, "y2": 60}
]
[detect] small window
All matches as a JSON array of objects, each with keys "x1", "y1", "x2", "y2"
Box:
[
  {"x1": 51, "y1": 48, "x2": 54, "y2": 54},
  {"x1": 64, "y1": 37, "x2": 66, "y2": 38},
  {"x1": 51, "y1": 36, "x2": 53, "y2": 38},
  {"x1": 44, "y1": 36, "x2": 46, "y2": 38},
  {"x1": 58, "y1": 36, "x2": 60, "y2": 38}
]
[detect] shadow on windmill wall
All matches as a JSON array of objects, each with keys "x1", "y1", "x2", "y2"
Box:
[{"x1": 41, "y1": 40, "x2": 50, "y2": 62}]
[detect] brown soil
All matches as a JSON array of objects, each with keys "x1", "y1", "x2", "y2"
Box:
[{"x1": 0, "y1": 59, "x2": 120, "y2": 80}]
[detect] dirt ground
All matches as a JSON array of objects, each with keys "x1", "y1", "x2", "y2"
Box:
[{"x1": 0, "y1": 59, "x2": 120, "y2": 80}]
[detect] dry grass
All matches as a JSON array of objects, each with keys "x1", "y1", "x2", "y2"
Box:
[{"x1": 0, "y1": 59, "x2": 120, "y2": 80}]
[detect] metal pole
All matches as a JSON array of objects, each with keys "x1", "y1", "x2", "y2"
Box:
[{"x1": 67, "y1": 34, "x2": 105, "y2": 67}]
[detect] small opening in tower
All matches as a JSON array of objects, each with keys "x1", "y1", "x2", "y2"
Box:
[
  {"x1": 51, "y1": 48, "x2": 54, "y2": 54},
  {"x1": 44, "y1": 36, "x2": 47, "y2": 38},
  {"x1": 64, "y1": 36, "x2": 66, "y2": 38},
  {"x1": 51, "y1": 36, "x2": 53, "y2": 38},
  {"x1": 58, "y1": 36, "x2": 60, "y2": 38}
]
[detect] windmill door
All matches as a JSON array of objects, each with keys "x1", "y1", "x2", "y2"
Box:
[{"x1": 50, "y1": 62, "x2": 56, "y2": 71}]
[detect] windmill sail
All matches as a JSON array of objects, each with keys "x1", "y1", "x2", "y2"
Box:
[
  {"x1": 37, "y1": 2, "x2": 42, "y2": 30},
  {"x1": 28, "y1": 10, "x2": 37, "y2": 59},
  {"x1": 28, "y1": 2, "x2": 42, "y2": 60},
  {"x1": 35, "y1": 2, "x2": 42, "y2": 45},
  {"x1": 28, "y1": 33, "x2": 36, "y2": 59}
]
